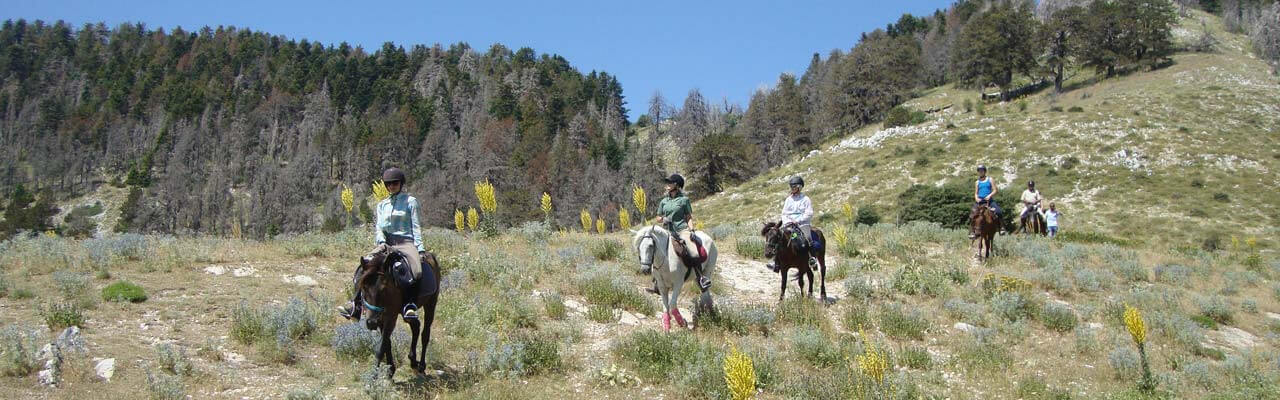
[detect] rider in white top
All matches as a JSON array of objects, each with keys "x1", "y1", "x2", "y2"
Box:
[
  {"x1": 1019, "y1": 180, "x2": 1043, "y2": 226},
  {"x1": 767, "y1": 176, "x2": 817, "y2": 272}
]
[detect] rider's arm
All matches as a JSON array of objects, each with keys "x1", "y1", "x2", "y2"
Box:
[
  {"x1": 988, "y1": 184, "x2": 998, "y2": 200},
  {"x1": 800, "y1": 196, "x2": 814, "y2": 223},
  {"x1": 409, "y1": 197, "x2": 424, "y2": 253},
  {"x1": 374, "y1": 201, "x2": 386, "y2": 245},
  {"x1": 974, "y1": 181, "x2": 981, "y2": 202}
]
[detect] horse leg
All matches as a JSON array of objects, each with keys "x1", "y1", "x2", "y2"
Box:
[
  {"x1": 415, "y1": 294, "x2": 437, "y2": 373},
  {"x1": 659, "y1": 287, "x2": 672, "y2": 332},
  {"x1": 670, "y1": 281, "x2": 687, "y2": 328},
  {"x1": 379, "y1": 323, "x2": 396, "y2": 379},
  {"x1": 406, "y1": 316, "x2": 421, "y2": 372},
  {"x1": 806, "y1": 268, "x2": 815, "y2": 298},
  {"x1": 779, "y1": 266, "x2": 789, "y2": 302},
  {"x1": 818, "y1": 254, "x2": 827, "y2": 302}
]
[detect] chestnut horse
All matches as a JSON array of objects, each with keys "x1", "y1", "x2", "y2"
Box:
[
  {"x1": 972, "y1": 203, "x2": 1000, "y2": 260},
  {"x1": 354, "y1": 247, "x2": 441, "y2": 377},
  {"x1": 761, "y1": 222, "x2": 827, "y2": 302}
]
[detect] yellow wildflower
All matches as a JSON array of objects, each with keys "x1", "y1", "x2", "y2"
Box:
[
  {"x1": 723, "y1": 345, "x2": 756, "y2": 400},
  {"x1": 467, "y1": 207, "x2": 479, "y2": 231},
  {"x1": 1124, "y1": 305, "x2": 1146, "y2": 345}
]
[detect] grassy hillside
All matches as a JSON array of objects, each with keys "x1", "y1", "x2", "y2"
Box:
[{"x1": 696, "y1": 10, "x2": 1279, "y2": 248}]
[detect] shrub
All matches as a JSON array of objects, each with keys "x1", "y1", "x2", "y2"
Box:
[
  {"x1": 778, "y1": 296, "x2": 828, "y2": 329},
  {"x1": 1039, "y1": 303, "x2": 1078, "y2": 333},
  {"x1": 102, "y1": 281, "x2": 148, "y2": 302},
  {"x1": 1109, "y1": 346, "x2": 1142, "y2": 379},
  {"x1": 1197, "y1": 296, "x2": 1234, "y2": 324},
  {"x1": 613, "y1": 330, "x2": 703, "y2": 380},
  {"x1": 878, "y1": 303, "x2": 929, "y2": 340},
  {"x1": 0, "y1": 273, "x2": 7, "y2": 298},
  {"x1": 589, "y1": 239, "x2": 623, "y2": 261},
  {"x1": 791, "y1": 327, "x2": 842, "y2": 367},
  {"x1": 360, "y1": 365, "x2": 395, "y2": 400},
  {"x1": 891, "y1": 263, "x2": 949, "y2": 297},
  {"x1": 1049, "y1": 106, "x2": 1063, "y2": 112},
  {"x1": 146, "y1": 370, "x2": 186, "y2": 400},
  {"x1": 541, "y1": 292, "x2": 567, "y2": 320},
  {"x1": 944, "y1": 298, "x2": 985, "y2": 324},
  {"x1": 41, "y1": 302, "x2": 85, "y2": 330},
  {"x1": 897, "y1": 182, "x2": 1016, "y2": 231},
  {"x1": 53, "y1": 269, "x2": 90, "y2": 300},
  {"x1": 230, "y1": 302, "x2": 268, "y2": 345},
  {"x1": 734, "y1": 236, "x2": 765, "y2": 259},
  {"x1": 956, "y1": 329, "x2": 1010, "y2": 371},
  {"x1": 1212, "y1": 192, "x2": 1229, "y2": 202},
  {"x1": 1067, "y1": 106, "x2": 1084, "y2": 112},
  {"x1": 0, "y1": 325, "x2": 41, "y2": 377},
  {"x1": 62, "y1": 202, "x2": 102, "y2": 238},
  {"x1": 699, "y1": 302, "x2": 775, "y2": 336},
  {"x1": 963, "y1": 98, "x2": 974, "y2": 113},
  {"x1": 578, "y1": 267, "x2": 654, "y2": 315},
  {"x1": 331, "y1": 322, "x2": 378, "y2": 361},
  {"x1": 1074, "y1": 327, "x2": 1099, "y2": 355},
  {"x1": 1061, "y1": 156, "x2": 1080, "y2": 170},
  {"x1": 587, "y1": 304, "x2": 618, "y2": 323},
  {"x1": 855, "y1": 206, "x2": 880, "y2": 226},
  {"x1": 155, "y1": 343, "x2": 194, "y2": 376},
  {"x1": 843, "y1": 303, "x2": 872, "y2": 330},
  {"x1": 1154, "y1": 264, "x2": 1192, "y2": 286},
  {"x1": 991, "y1": 292, "x2": 1040, "y2": 322},
  {"x1": 844, "y1": 277, "x2": 876, "y2": 301},
  {"x1": 899, "y1": 346, "x2": 932, "y2": 370},
  {"x1": 884, "y1": 106, "x2": 927, "y2": 128},
  {"x1": 862, "y1": 159, "x2": 878, "y2": 169}
]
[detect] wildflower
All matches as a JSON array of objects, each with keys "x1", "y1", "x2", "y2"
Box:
[{"x1": 723, "y1": 345, "x2": 755, "y2": 400}]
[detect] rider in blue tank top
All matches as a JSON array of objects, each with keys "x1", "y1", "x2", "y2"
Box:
[{"x1": 969, "y1": 164, "x2": 1001, "y2": 239}]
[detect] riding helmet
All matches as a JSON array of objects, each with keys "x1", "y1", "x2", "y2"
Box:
[
  {"x1": 382, "y1": 167, "x2": 406, "y2": 184},
  {"x1": 789, "y1": 176, "x2": 805, "y2": 187},
  {"x1": 976, "y1": 164, "x2": 987, "y2": 172},
  {"x1": 662, "y1": 173, "x2": 685, "y2": 188},
  {"x1": 1028, "y1": 180, "x2": 1036, "y2": 188}
]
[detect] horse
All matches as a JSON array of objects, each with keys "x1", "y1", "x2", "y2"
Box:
[
  {"x1": 971, "y1": 203, "x2": 1000, "y2": 261},
  {"x1": 632, "y1": 225, "x2": 717, "y2": 332},
  {"x1": 761, "y1": 222, "x2": 827, "y2": 302},
  {"x1": 1019, "y1": 205, "x2": 1046, "y2": 236},
  {"x1": 354, "y1": 246, "x2": 442, "y2": 378}
]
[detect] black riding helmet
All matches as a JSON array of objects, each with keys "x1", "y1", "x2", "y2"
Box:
[
  {"x1": 382, "y1": 167, "x2": 406, "y2": 184},
  {"x1": 789, "y1": 176, "x2": 804, "y2": 187},
  {"x1": 662, "y1": 173, "x2": 685, "y2": 188},
  {"x1": 976, "y1": 164, "x2": 987, "y2": 172},
  {"x1": 1028, "y1": 180, "x2": 1036, "y2": 188}
]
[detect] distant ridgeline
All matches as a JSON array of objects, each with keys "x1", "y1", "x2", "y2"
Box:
[{"x1": 0, "y1": 20, "x2": 648, "y2": 236}]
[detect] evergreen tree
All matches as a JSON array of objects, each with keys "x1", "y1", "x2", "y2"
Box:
[
  {"x1": 952, "y1": 1, "x2": 1041, "y2": 99},
  {"x1": 1041, "y1": 5, "x2": 1087, "y2": 92}
]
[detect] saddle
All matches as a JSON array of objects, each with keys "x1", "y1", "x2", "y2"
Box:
[
  {"x1": 671, "y1": 234, "x2": 708, "y2": 265},
  {"x1": 384, "y1": 249, "x2": 439, "y2": 297}
]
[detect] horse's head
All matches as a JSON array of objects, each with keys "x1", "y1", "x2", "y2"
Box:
[
  {"x1": 632, "y1": 226, "x2": 665, "y2": 268},
  {"x1": 761, "y1": 221, "x2": 783, "y2": 259},
  {"x1": 355, "y1": 245, "x2": 402, "y2": 327}
]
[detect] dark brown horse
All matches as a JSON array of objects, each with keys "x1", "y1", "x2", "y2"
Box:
[
  {"x1": 972, "y1": 203, "x2": 999, "y2": 260},
  {"x1": 355, "y1": 248, "x2": 441, "y2": 377},
  {"x1": 761, "y1": 222, "x2": 827, "y2": 302}
]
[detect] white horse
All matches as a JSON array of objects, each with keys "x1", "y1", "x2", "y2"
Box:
[{"x1": 632, "y1": 225, "x2": 717, "y2": 331}]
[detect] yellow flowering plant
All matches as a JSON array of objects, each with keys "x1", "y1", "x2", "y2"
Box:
[
  {"x1": 581, "y1": 209, "x2": 593, "y2": 232},
  {"x1": 618, "y1": 208, "x2": 631, "y2": 230},
  {"x1": 371, "y1": 180, "x2": 390, "y2": 202},
  {"x1": 454, "y1": 209, "x2": 465, "y2": 233},
  {"x1": 723, "y1": 345, "x2": 755, "y2": 400},
  {"x1": 467, "y1": 207, "x2": 479, "y2": 231}
]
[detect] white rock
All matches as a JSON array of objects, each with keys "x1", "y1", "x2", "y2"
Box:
[
  {"x1": 1266, "y1": 312, "x2": 1280, "y2": 321},
  {"x1": 563, "y1": 299, "x2": 587, "y2": 314},
  {"x1": 232, "y1": 267, "x2": 256, "y2": 277},
  {"x1": 37, "y1": 344, "x2": 55, "y2": 360},
  {"x1": 56, "y1": 327, "x2": 86, "y2": 354},
  {"x1": 618, "y1": 311, "x2": 640, "y2": 326},
  {"x1": 1087, "y1": 322, "x2": 1104, "y2": 330},
  {"x1": 93, "y1": 358, "x2": 115, "y2": 381},
  {"x1": 37, "y1": 368, "x2": 57, "y2": 386},
  {"x1": 953, "y1": 322, "x2": 977, "y2": 333},
  {"x1": 283, "y1": 275, "x2": 318, "y2": 286},
  {"x1": 1210, "y1": 326, "x2": 1259, "y2": 350},
  {"x1": 204, "y1": 266, "x2": 227, "y2": 275},
  {"x1": 225, "y1": 351, "x2": 246, "y2": 364}
]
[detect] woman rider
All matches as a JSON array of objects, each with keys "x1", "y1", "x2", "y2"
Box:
[
  {"x1": 340, "y1": 167, "x2": 427, "y2": 321},
  {"x1": 968, "y1": 164, "x2": 1001, "y2": 239},
  {"x1": 767, "y1": 176, "x2": 817, "y2": 272},
  {"x1": 645, "y1": 173, "x2": 710, "y2": 293}
]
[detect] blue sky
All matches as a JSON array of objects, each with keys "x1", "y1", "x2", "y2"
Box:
[{"x1": 3, "y1": 0, "x2": 952, "y2": 117}]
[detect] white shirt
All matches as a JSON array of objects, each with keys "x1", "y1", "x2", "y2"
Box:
[
  {"x1": 781, "y1": 193, "x2": 814, "y2": 226},
  {"x1": 1045, "y1": 210, "x2": 1060, "y2": 227}
]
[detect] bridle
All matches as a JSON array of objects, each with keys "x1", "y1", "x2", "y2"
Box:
[
  {"x1": 636, "y1": 226, "x2": 657, "y2": 267},
  {"x1": 357, "y1": 251, "x2": 403, "y2": 314}
]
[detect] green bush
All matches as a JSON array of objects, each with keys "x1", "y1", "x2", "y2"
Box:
[
  {"x1": 612, "y1": 331, "x2": 703, "y2": 380},
  {"x1": 899, "y1": 345, "x2": 932, "y2": 370},
  {"x1": 884, "y1": 106, "x2": 927, "y2": 128},
  {"x1": 41, "y1": 302, "x2": 85, "y2": 331},
  {"x1": 541, "y1": 292, "x2": 567, "y2": 320},
  {"x1": 1067, "y1": 106, "x2": 1084, "y2": 112},
  {"x1": 1038, "y1": 303, "x2": 1078, "y2": 333},
  {"x1": 897, "y1": 182, "x2": 1016, "y2": 231},
  {"x1": 102, "y1": 281, "x2": 148, "y2": 302},
  {"x1": 589, "y1": 239, "x2": 623, "y2": 261},
  {"x1": 879, "y1": 303, "x2": 929, "y2": 340},
  {"x1": 155, "y1": 343, "x2": 194, "y2": 376},
  {"x1": 791, "y1": 327, "x2": 842, "y2": 367},
  {"x1": 579, "y1": 267, "x2": 654, "y2": 315},
  {"x1": 735, "y1": 236, "x2": 766, "y2": 259},
  {"x1": 146, "y1": 370, "x2": 186, "y2": 400}
]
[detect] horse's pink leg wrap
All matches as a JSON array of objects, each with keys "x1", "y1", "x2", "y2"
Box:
[
  {"x1": 672, "y1": 308, "x2": 687, "y2": 328},
  {"x1": 662, "y1": 312, "x2": 672, "y2": 332}
]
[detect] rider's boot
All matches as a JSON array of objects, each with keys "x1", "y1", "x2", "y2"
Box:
[{"x1": 339, "y1": 292, "x2": 363, "y2": 320}]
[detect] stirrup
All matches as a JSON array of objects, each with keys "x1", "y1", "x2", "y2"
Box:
[
  {"x1": 402, "y1": 303, "x2": 418, "y2": 320},
  {"x1": 697, "y1": 275, "x2": 712, "y2": 291},
  {"x1": 808, "y1": 257, "x2": 819, "y2": 267}
]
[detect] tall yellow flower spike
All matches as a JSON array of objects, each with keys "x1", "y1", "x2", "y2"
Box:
[
  {"x1": 1124, "y1": 305, "x2": 1146, "y2": 345},
  {"x1": 466, "y1": 207, "x2": 479, "y2": 231},
  {"x1": 454, "y1": 209, "x2": 465, "y2": 233},
  {"x1": 474, "y1": 180, "x2": 497, "y2": 215},
  {"x1": 632, "y1": 185, "x2": 647, "y2": 216},
  {"x1": 340, "y1": 184, "x2": 354, "y2": 214},
  {"x1": 857, "y1": 345, "x2": 888, "y2": 384},
  {"x1": 833, "y1": 225, "x2": 849, "y2": 249},
  {"x1": 581, "y1": 209, "x2": 593, "y2": 232},
  {"x1": 596, "y1": 218, "x2": 606, "y2": 234},
  {"x1": 842, "y1": 203, "x2": 854, "y2": 222},
  {"x1": 541, "y1": 192, "x2": 553, "y2": 218},
  {"x1": 371, "y1": 180, "x2": 390, "y2": 202},
  {"x1": 723, "y1": 345, "x2": 756, "y2": 400},
  {"x1": 618, "y1": 208, "x2": 631, "y2": 230}
]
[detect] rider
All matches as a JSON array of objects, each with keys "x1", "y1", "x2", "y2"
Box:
[
  {"x1": 1019, "y1": 180, "x2": 1043, "y2": 230},
  {"x1": 340, "y1": 167, "x2": 427, "y2": 321},
  {"x1": 766, "y1": 176, "x2": 817, "y2": 272},
  {"x1": 968, "y1": 164, "x2": 1002, "y2": 239},
  {"x1": 645, "y1": 173, "x2": 710, "y2": 294}
]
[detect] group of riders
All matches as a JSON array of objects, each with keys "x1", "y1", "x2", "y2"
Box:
[{"x1": 340, "y1": 165, "x2": 1065, "y2": 321}]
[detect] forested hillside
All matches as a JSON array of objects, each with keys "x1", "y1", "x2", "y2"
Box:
[{"x1": 0, "y1": 21, "x2": 644, "y2": 237}]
